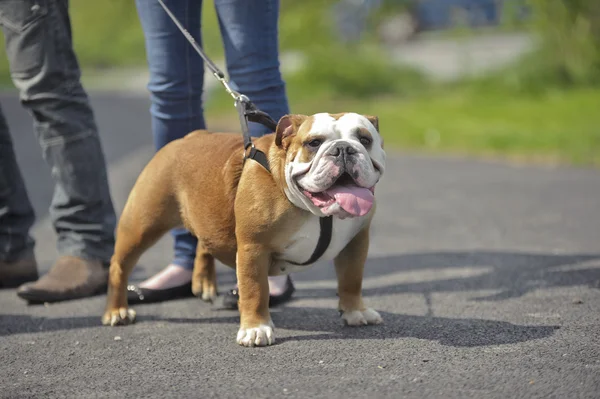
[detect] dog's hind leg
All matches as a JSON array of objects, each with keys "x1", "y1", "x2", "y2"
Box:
[
  {"x1": 191, "y1": 244, "x2": 217, "y2": 302},
  {"x1": 102, "y1": 191, "x2": 179, "y2": 326}
]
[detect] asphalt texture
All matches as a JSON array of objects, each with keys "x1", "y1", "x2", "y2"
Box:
[{"x1": 1, "y1": 92, "x2": 599, "y2": 399}]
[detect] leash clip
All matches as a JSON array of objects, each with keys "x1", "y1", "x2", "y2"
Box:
[
  {"x1": 236, "y1": 94, "x2": 251, "y2": 106},
  {"x1": 215, "y1": 72, "x2": 241, "y2": 101}
]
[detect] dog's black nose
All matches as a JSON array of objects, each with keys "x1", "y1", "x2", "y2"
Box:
[{"x1": 328, "y1": 144, "x2": 356, "y2": 157}]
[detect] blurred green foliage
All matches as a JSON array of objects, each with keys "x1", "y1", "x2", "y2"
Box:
[
  {"x1": 286, "y1": 45, "x2": 429, "y2": 100},
  {"x1": 528, "y1": 0, "x2": 600, "y2": 86},
  {"x1": 282, "y1": 1, "x2": 428, "y2": 100},
  {"x1": 1, "y1": 0, "x2": 598, "y2": 93},
  {"x1": 0, "y1": 0, "x2": 598, "y2": 165},
  {"x1": 474, "y1": 0, "x2": 600, "y2": 93}
]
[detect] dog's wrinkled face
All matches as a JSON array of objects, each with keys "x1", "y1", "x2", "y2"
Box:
[{"x1": 276, "y1": 112, "x2": 386, "y2": 219}]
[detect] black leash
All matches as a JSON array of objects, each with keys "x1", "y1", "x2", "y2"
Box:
[{"x1": 157, "y1": 0, "x2": 332, "y2": 265}]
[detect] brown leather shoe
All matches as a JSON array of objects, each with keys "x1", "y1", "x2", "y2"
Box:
[
  {"x1": 16, "y1": 256, "x2": 108, "y2": 303},
  {"x1": 0, "y1": 255, "x2": 39, "y2": 288}
]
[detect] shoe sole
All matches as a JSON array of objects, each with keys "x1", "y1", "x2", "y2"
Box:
[{"x1": 17, "y1": 283, "x2": 108, "y2": 304}]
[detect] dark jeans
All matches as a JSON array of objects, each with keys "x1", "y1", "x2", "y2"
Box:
[
  {"x1": 136, "y1": 0, "x2": 290, "y2": 270},
  {"x1": 0, "y1": 0, "x2": 116, "y2": 264}
]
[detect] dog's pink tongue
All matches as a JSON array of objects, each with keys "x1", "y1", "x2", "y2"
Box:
[{"x1": 325, "y1": 185, "x2": 374, "y2": 216}]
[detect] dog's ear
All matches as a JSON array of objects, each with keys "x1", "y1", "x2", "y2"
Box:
[
  {"x1": 363, "y1": 115, "x2": 379, "y2": 132},
  {"x1": 275, "y1": 114, "x2": 308, "y2": 148},
  {"x1": 363, "y1": 115, "x2": 383, "y2": 148}
]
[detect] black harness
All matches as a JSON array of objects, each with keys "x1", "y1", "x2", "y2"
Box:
[
  {"x1": 236, "y1": 96, "x2": 274, "y2": 173},
  {"x1": 158, "y1": 0, "x2": 333, "y2": 266}
]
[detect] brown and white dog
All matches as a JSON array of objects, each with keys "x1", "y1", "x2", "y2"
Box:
[{"x1": 102, "y1": 112, "x2": 386, "y2": 347}]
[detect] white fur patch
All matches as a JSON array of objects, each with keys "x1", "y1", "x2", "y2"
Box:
[
  {"x1": 275, "y1": 212, "x2": 370, "y2": 273},
  {"x1": 236, "y1": 323, "x2": 275, "y2": 347},
  {"x1": 342, "y1": 308, "x2": 383, "y2": 326}
]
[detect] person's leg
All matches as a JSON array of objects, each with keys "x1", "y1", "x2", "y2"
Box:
[
  {"x1": 215, "y1": 0, "x2": 292, "y2": 296},
  {"x1": 0, "y1": 103, "x2": 36, "y2": 262},
  {"x1": 215, "y1": 0, "x2": 290, "y2": 137},
  {"x1": 0, "y1": 102, "x2": 38, "y2": 287},
  {"x1": 134, "y1": 0, "x2": 204, "y2": 289},
  {"x1": 0, "y1": 0, "x2": 116, "y2": 301},
  {"x1": 1, "y1": 0, "x2": 116, "y2": 262}
]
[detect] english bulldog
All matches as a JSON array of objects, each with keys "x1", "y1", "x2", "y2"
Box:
[{"x1": 102, "y1": 112, "x2": 386, "y2": 347}]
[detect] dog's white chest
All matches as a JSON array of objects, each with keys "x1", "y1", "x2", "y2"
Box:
[{"x1": 275, "y1": 215, "x2": 368, "y2": 273}]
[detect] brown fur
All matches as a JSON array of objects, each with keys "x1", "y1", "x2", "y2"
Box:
[
  {"x1": 102, "y1": 117, "x2": 375, "y2": 343},
  {"x1": 335, "y1": 220, "x2": 371, "y2": 312},
  {"x1": 103, "y1": 130, "x2": 309, "y2": 326}
]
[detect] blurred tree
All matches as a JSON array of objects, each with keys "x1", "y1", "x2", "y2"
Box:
[{"x1": 527, "y1": 0, "x2": 600, "y2": 85}]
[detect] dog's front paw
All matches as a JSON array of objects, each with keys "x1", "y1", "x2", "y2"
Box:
[
  {"x1": 102, "y1": 307, "x2": 136, "y2": 326},
  {"x1": 341, "y1": 308, "x2": 383, "y2": 326},
  {"x1": 236, "y1": 324, "x2": 275, "y2": 347}
]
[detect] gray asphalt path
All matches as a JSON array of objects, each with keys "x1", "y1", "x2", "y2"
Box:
[
  {"x1": 1, "y1": 92, "x2": 599, "y2": 399},
  {"x1": 390, "y1": 32, "x2": 535, "y2": 80}
]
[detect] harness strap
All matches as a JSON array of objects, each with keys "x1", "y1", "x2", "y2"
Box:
[
  {"x1": 288, "y1": 216, "x2": 334, "y2": 266},
  {"x1": 245, "y1": 109, "x2": 278, "y2": 132},
  {"x1": 236, "y1": 96, "x2": 274, "y2": 173}
]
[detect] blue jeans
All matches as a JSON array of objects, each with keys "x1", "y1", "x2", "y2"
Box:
[
  {"x1": 135, "y1": 0, "x2": 290, "y2": 270},
  {"x1": 0, "y1": 0, "x2": 116, "y2": 264}
]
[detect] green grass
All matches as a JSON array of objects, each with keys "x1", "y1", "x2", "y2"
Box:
[{"x1": 376, "y1": 88, "x2": 599, "y2": 165}]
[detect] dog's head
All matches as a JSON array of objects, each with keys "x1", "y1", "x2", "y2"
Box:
[{"x1": 274, "y1": 112, "x2": 386, "y2": 219}]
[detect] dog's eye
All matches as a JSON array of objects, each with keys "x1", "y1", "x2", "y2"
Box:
[
  {"x1": 307, "y1": 139, "x2": 322, "y2": 148},
  {"x1": 359, "y1": 137, "x2": 372, "y2": 146}
]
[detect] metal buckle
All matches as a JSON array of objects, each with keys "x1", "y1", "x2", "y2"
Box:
[
  {"x1": 242, "y1": 142, "x2": 255, "y2": 162},
  {"x1": 236, "y1": 94, "x2": 251, "y2": 106}
]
